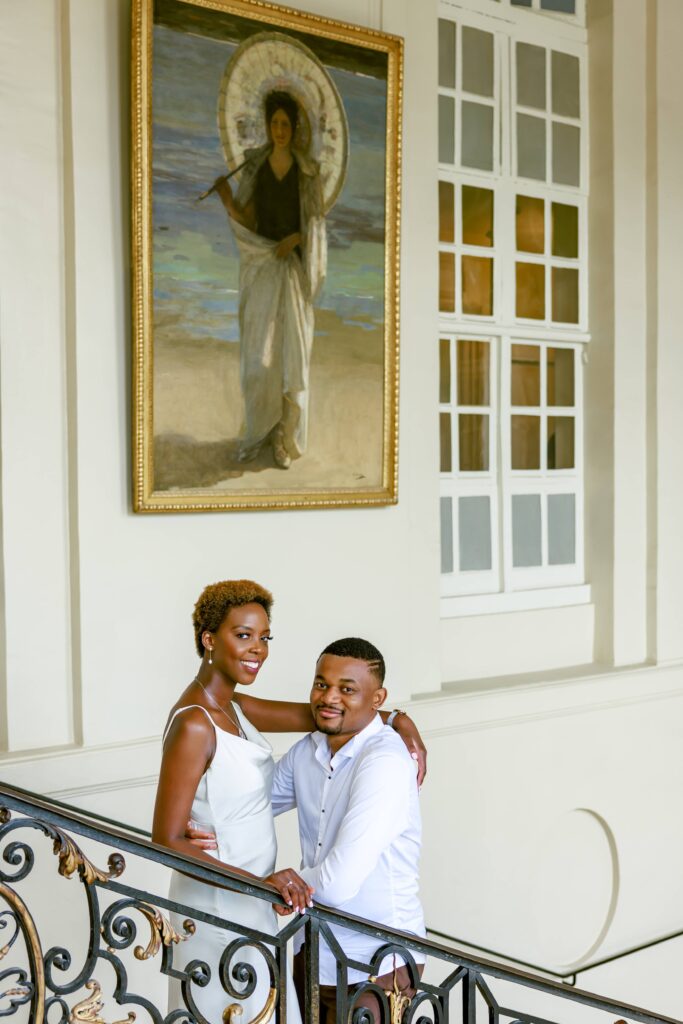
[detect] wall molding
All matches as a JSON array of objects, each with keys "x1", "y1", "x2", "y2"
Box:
[{"x1": 1, "y1": 660, "x2": 682, "y2": 803}]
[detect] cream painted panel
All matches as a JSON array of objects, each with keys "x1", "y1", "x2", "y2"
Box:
[
  {"x1": 0, "y1": 0, "x2": 73, "y2": 749},
  {"x1": 611, "y1": 0, "x2": 647, "y2": 666},
  {"x1": 65, "y1": 0, "x2": 441, "y2": 749},
  {"x1": 440, "y1": 602, "x2": 594, "y2": 682},
  {"x1": 655, "y1": 0, "x2": 683, "y2": 663},
  {"x1": 416, "y1": 664, "x2": 683, "y2": 1018}
]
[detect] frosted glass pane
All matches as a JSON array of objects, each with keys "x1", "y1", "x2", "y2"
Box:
[
  {"x1": 552, "y1": 51, "x2": 580, "y2": 117},
  {"x1": 439, "y1": 338, "x2": 451, "y2": 404},
  {"x1": 462, "y1": 256, "x2": 493, "y2": 315},
  {"x1": 457, "y1": 339, "x2": 490, "y2": 405},
  {"x1": 511, "y1": 416, "x2": 541, "y2": 470},
  {"x1": 512, "y1": 494, "x2": 542, "y2": 567},
  {"x1": 517, "y1": 43, "x2": 546, "y2": 110},
  {"x1": 459, "y1": 414, "x2": 489, "y2": 471},
  {"x1": 511, "y1": 344, "x2": 540, "y2": 406},
  {"x1": 462, "y1": 186, "x2": 494, "y2": 247},
  {"x1": 462, "y1": 27, "x2": 494, "y2": 98},
  {"x1": 547, "y1": 348, "x2": 575, "y2": 406},
  {"x1": 438, "y1": 19, "x2": 456, "y2": 89},
  {"x1": 543, "y1": 0, "x2": 576, "y2": 13},
  {"x1": 459, "y1": 496, "x2": 492, "y2": 571},
  {"x1": 547, "y1": 416, "x2": 575, "y2": 469},
  {"x1": 516, "y1": 195, "x2": 545, "y2": 253},
  {"x1": 439, "y1": 95, "x2": 455, "y2": 164},
  {"x1": 552, "y1": 122, "x2": 580, "y2": 186},
  {"x1": 440, "y1": 412, "x2": 452, "y2": 472},
  {"x1": 548, "y1": 493, "x2": 576, "y2": 565},
  {"x1": 517, "y1": 114, "x2": 546, "y2": 180},
  {"x1": 439, "y1": 251, "x2": 455, "y2": 312},
  {"x1": 516, "y1": 262, "x2": 545, "y2": 319},
  {"x1": 552, "y1": 266, "x2": 579, "y2": 323},
  {"x1": 439, "y1": 181, "x2": 455, "y2": 243},
  {"x1": 440, "y1": 497, "x2": 454, "y2": 573},
  {"x1": 552, "y1": 202, "x2": 578, "y2": 257},
  {"x1": 462, "y1": 102, "x2": 494, "y2": 171}
]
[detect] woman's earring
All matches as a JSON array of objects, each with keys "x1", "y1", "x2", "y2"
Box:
[{"x1": 208, "y1": 648, "x2": 213, "y2": 665}]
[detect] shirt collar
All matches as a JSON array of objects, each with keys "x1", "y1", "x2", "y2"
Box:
[{"x1": 311, "y1": 713, "x2": 384, "y2": 767}]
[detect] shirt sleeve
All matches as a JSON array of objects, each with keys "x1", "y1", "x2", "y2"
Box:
[
  {"x1": 270, "y1": 744, "x2": 298, "y2": 817},
  {"x1": 298, "y1": 747, "x2": 413, "y2": 905}
]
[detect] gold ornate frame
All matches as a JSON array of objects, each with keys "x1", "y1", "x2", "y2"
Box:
[{"x1": 131, "y1": 0, "x2": 403, "y2": 512}]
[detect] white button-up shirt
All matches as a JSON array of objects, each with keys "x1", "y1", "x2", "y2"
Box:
[{"x1": 271, "y1": 714, "x2": 426, "y2": 983}]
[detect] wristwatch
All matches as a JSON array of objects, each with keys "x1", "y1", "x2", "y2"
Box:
[{"x1": 386, "y1": 708, "x2": 407, "y2": 728}]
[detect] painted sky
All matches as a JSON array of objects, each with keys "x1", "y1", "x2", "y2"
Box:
[{"x1": 152, "y1": 17, "x2": 388, "y2": 344}]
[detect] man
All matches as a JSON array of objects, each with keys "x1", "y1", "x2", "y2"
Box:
[{"x1": 272, "y1": 637, "x2": 425, "y2": 1024}]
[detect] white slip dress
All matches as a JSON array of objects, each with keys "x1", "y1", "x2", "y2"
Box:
[{"x1": 165, "y1": 704, "x2": 301, "y2": 1024}]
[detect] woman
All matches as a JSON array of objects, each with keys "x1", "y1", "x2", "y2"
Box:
[
  {"x1": 153, "y1": 579, "x2": 426, "y2": 1023},
  {"x1": 215, "y1": 91, "x2": 326, "y2": 470}
]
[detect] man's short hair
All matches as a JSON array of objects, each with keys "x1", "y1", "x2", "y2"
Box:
[{"x1": 319, "y1": 637, "x2": 386, "y2": 684}]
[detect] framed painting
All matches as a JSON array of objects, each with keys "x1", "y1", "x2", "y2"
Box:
[{"x1": 131, "y1": 0, "x2": 403, "y2": 512}]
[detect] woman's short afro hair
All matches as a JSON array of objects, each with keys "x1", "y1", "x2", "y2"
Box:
[{"x1": 192, "y1": 580, "x2": 273, "y2": 657}]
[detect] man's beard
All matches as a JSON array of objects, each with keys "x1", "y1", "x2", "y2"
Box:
[{"x1": 314, "y1": 712, "x2": 343, "y2": 734}]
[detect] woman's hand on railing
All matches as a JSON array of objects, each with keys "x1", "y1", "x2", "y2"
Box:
[{"x1": 263, "y1": 869, "x2": 314, "y2": 915}]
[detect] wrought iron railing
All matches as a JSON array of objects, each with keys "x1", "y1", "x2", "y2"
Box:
[{"x1": 0, "y1": 781, "x2": 678, "y2": 1024}]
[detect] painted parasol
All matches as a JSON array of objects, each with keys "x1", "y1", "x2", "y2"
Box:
[{"x1": 217, "y1": 31, "x2": 349, "y2": 214}]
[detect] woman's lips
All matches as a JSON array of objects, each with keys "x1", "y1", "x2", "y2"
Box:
[{"x1": 240, "y1": 660, "x2": 261, "y2": 675}]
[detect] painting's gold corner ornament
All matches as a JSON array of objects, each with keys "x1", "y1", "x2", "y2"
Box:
[
  {"x1": 133, "y1": 903, "x2": 195, "y2": 961},
  {"x1": 69, "y1": 980, "x2": 136, "y2": 1024},
  {"x1": 223, "y1": 986, "x2": 277, "y2": 1024},
  {"x1": 51, "y1": 828, "x2": 125, "y2": 885}
]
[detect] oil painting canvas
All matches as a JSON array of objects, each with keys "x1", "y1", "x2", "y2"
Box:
[{"x1": 132, "y1": 0, "x2": 402, "y2": 511}]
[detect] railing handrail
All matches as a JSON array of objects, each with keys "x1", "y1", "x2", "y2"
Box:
[
  {"x1": 8, "y1": 781, "x2": 681, "y2": 999},
  {"x1": 0, "y1": 779, "x2": 679, "y2": 1024},
  {"x1": 427, "y1": 925, "x2": 683, "y2": 986}
]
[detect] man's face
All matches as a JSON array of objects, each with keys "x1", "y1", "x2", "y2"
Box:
[{"x1": 310, "y1": 654, "x2": 387, "y2": 749}]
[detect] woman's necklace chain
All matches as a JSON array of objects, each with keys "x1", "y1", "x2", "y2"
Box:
[{"x1": 193, "y1": 677, "x2": 246, "y2": 739}]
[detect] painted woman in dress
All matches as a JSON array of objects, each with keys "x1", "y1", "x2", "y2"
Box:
[{"x1": 215, "y1": 91, "x2": 326, "y2": 469}]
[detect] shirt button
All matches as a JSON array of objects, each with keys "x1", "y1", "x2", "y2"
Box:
[
  {"x1": 321, "y1": 809, "x2": 325, "y2": 813},
  {"x1": 318, "y1": 842, "x2": 322, "y2": 847}
]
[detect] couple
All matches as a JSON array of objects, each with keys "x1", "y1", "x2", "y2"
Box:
[{"x1": 152, "y1": 580, "x2": 427, "y2": 1024}]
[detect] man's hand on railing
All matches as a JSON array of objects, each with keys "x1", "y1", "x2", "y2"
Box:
[{"x1": 263, "y1": 869, "x2": 314, "y2": 915}]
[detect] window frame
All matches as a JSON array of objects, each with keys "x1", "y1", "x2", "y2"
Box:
[{"x1": 438, "y1": 0, "x2": 589, "y2": 616}]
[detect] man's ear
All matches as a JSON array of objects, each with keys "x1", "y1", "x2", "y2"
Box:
[{"x1": 373, "y1": 687, "x2": 388, "y2": 710}]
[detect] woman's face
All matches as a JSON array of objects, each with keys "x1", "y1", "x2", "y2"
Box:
[
  {"x1": 269, "y1": 108, "x2": 293, "y2": 151},
  {"x1": 206, "y1": 602, "x2": 271, "y2": 686}
]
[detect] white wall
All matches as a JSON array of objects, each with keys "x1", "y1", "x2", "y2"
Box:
[
  {"x1": 0, "y1": 0, "x2": 442, "y2": 760},
  {"x1": 1, "y1": 0, "x2": 683, "y2": 1022}
]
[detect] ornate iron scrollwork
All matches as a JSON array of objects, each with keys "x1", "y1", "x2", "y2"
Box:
[{"x1": 0, "y1": 790, "x2": 672, "y2": 1024}]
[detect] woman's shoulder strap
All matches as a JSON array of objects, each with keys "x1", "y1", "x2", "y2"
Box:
[{"x1": 162, "y1": 704, "x2": 215, "y2": 744}]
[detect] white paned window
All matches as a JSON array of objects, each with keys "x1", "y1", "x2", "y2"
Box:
[{"x1": 438, "y1": 1, "x2": 588, "y2": 612}]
